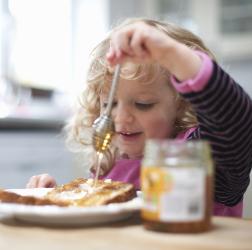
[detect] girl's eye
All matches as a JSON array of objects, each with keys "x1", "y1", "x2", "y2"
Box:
[
  {"x1": 102, "y1": 102, "x2": 107, "y2": 109},
  {"x1": 102, "y1": 102, "x2": 117, "y2": 109},
  {"x1": 135, "y1": 103, "x2": 155, "y2": 110}
]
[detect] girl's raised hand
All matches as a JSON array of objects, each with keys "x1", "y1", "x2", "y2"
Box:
[
  {"x1": 106, "y1": 22, "x2": 177, "y2": 66},
  {"x1": 106, "y1": 21, "x2": 202, "y2": 82},
  {"x1": 26, "y1": 174, "x2": 57, "y2": 188}
]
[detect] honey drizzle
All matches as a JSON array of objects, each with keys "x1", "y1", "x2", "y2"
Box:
[{"x1": 93, "y1": 151, "x2": 103, "y2": 187}]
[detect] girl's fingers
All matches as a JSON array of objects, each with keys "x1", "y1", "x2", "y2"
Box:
[
  {"x1": 106, "y1": 48, "x2": 115, "y2": 60},
  {"x1": 106, "y1": 46, "x2": 117, "y2": 65},
  {"x1": 26, "y1": 176, "x2": 39, "y2": 188},
  {"x1": 26, "y1": 174, "x2": 56, "y2": 188},
  {"x1": 107, "y1": 28, "x2": 152, "y2": 66},
  {"x1": 38, "y1": 174, "x2": 56, "y2": 188},
  {"x1": 106, "y1": 49, "x2": 125, "y2": 66},
  {"x1": 130, "y1": 31, "x2": 148, "y2": 58},
  {"x1": 107, "y1": 28, "x2": 136, "y2": 65},
  {"x1": 119, "y1": 29, "x2": 135, "y2": 56}
]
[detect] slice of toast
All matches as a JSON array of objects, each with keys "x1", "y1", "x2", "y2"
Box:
[
  {"x1": 0, "y1": 178, "x2": 136, "y2": 207},
  {"x1": 45, "y1": 178, "x2": 136, "y2": 206}
]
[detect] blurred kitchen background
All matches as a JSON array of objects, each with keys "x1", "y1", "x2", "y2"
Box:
[{"x1": 0, "y1": 0, "x2": 252, "y2": 217}]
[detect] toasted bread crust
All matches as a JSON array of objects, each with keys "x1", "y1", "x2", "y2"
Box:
[{"x1": 0, "y1": 189, "x2": 67, "y2": 206}]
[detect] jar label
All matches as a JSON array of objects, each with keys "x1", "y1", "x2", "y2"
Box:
[{"x1": 141, "y1": 167, "x2": 205, "y2": 222}]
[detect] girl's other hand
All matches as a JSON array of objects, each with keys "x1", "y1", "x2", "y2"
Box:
[{"x1": 26, "y1": 174, "x2": 56, "y2": 188}]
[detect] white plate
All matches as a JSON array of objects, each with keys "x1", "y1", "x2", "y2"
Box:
[{"x1": 0, "y1": 188, "x2": 142, "y2": 226}]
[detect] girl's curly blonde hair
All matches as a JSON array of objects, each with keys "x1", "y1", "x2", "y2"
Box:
[{"x1": 65, "y1": 18, "x2": 215, "y2": 176}]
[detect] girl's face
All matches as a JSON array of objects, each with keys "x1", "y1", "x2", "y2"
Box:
[{"x1": 100, "y1": 75, "x2": 178, "y2": 159}]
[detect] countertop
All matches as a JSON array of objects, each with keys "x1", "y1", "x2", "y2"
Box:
[{"x1": 0, "y1": 215, "x2": 251, "y2": 250}]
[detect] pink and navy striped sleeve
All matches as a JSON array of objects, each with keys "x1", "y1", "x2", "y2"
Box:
[{"x1": 171, "y1": 51, "x2": 252, "y2": 207}]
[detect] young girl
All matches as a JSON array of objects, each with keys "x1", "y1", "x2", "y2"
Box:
[{"x1": 26, "y1": 18, "x2": 252, "y2": 218}]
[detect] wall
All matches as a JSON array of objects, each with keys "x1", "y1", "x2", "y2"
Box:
[{"x1": 0, "y1": 130, "x2": 79, "y2": 188}]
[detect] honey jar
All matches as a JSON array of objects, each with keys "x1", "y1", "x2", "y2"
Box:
[{"x1": 141, "y1": 139, "x2": 214, "y2": 233}]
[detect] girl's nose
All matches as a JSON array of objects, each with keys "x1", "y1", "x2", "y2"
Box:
[{"x1": 113, "y1": 105, "x2": 134, "y2": 124}]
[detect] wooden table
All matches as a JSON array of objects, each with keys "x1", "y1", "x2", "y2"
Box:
[{"x1": 0, "y1": 214, "x2": 251, "y2": 250}]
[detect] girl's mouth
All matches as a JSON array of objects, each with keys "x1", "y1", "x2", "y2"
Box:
[{"x1": 118, "y1": 131, "x2": 142, "y2": 141}]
